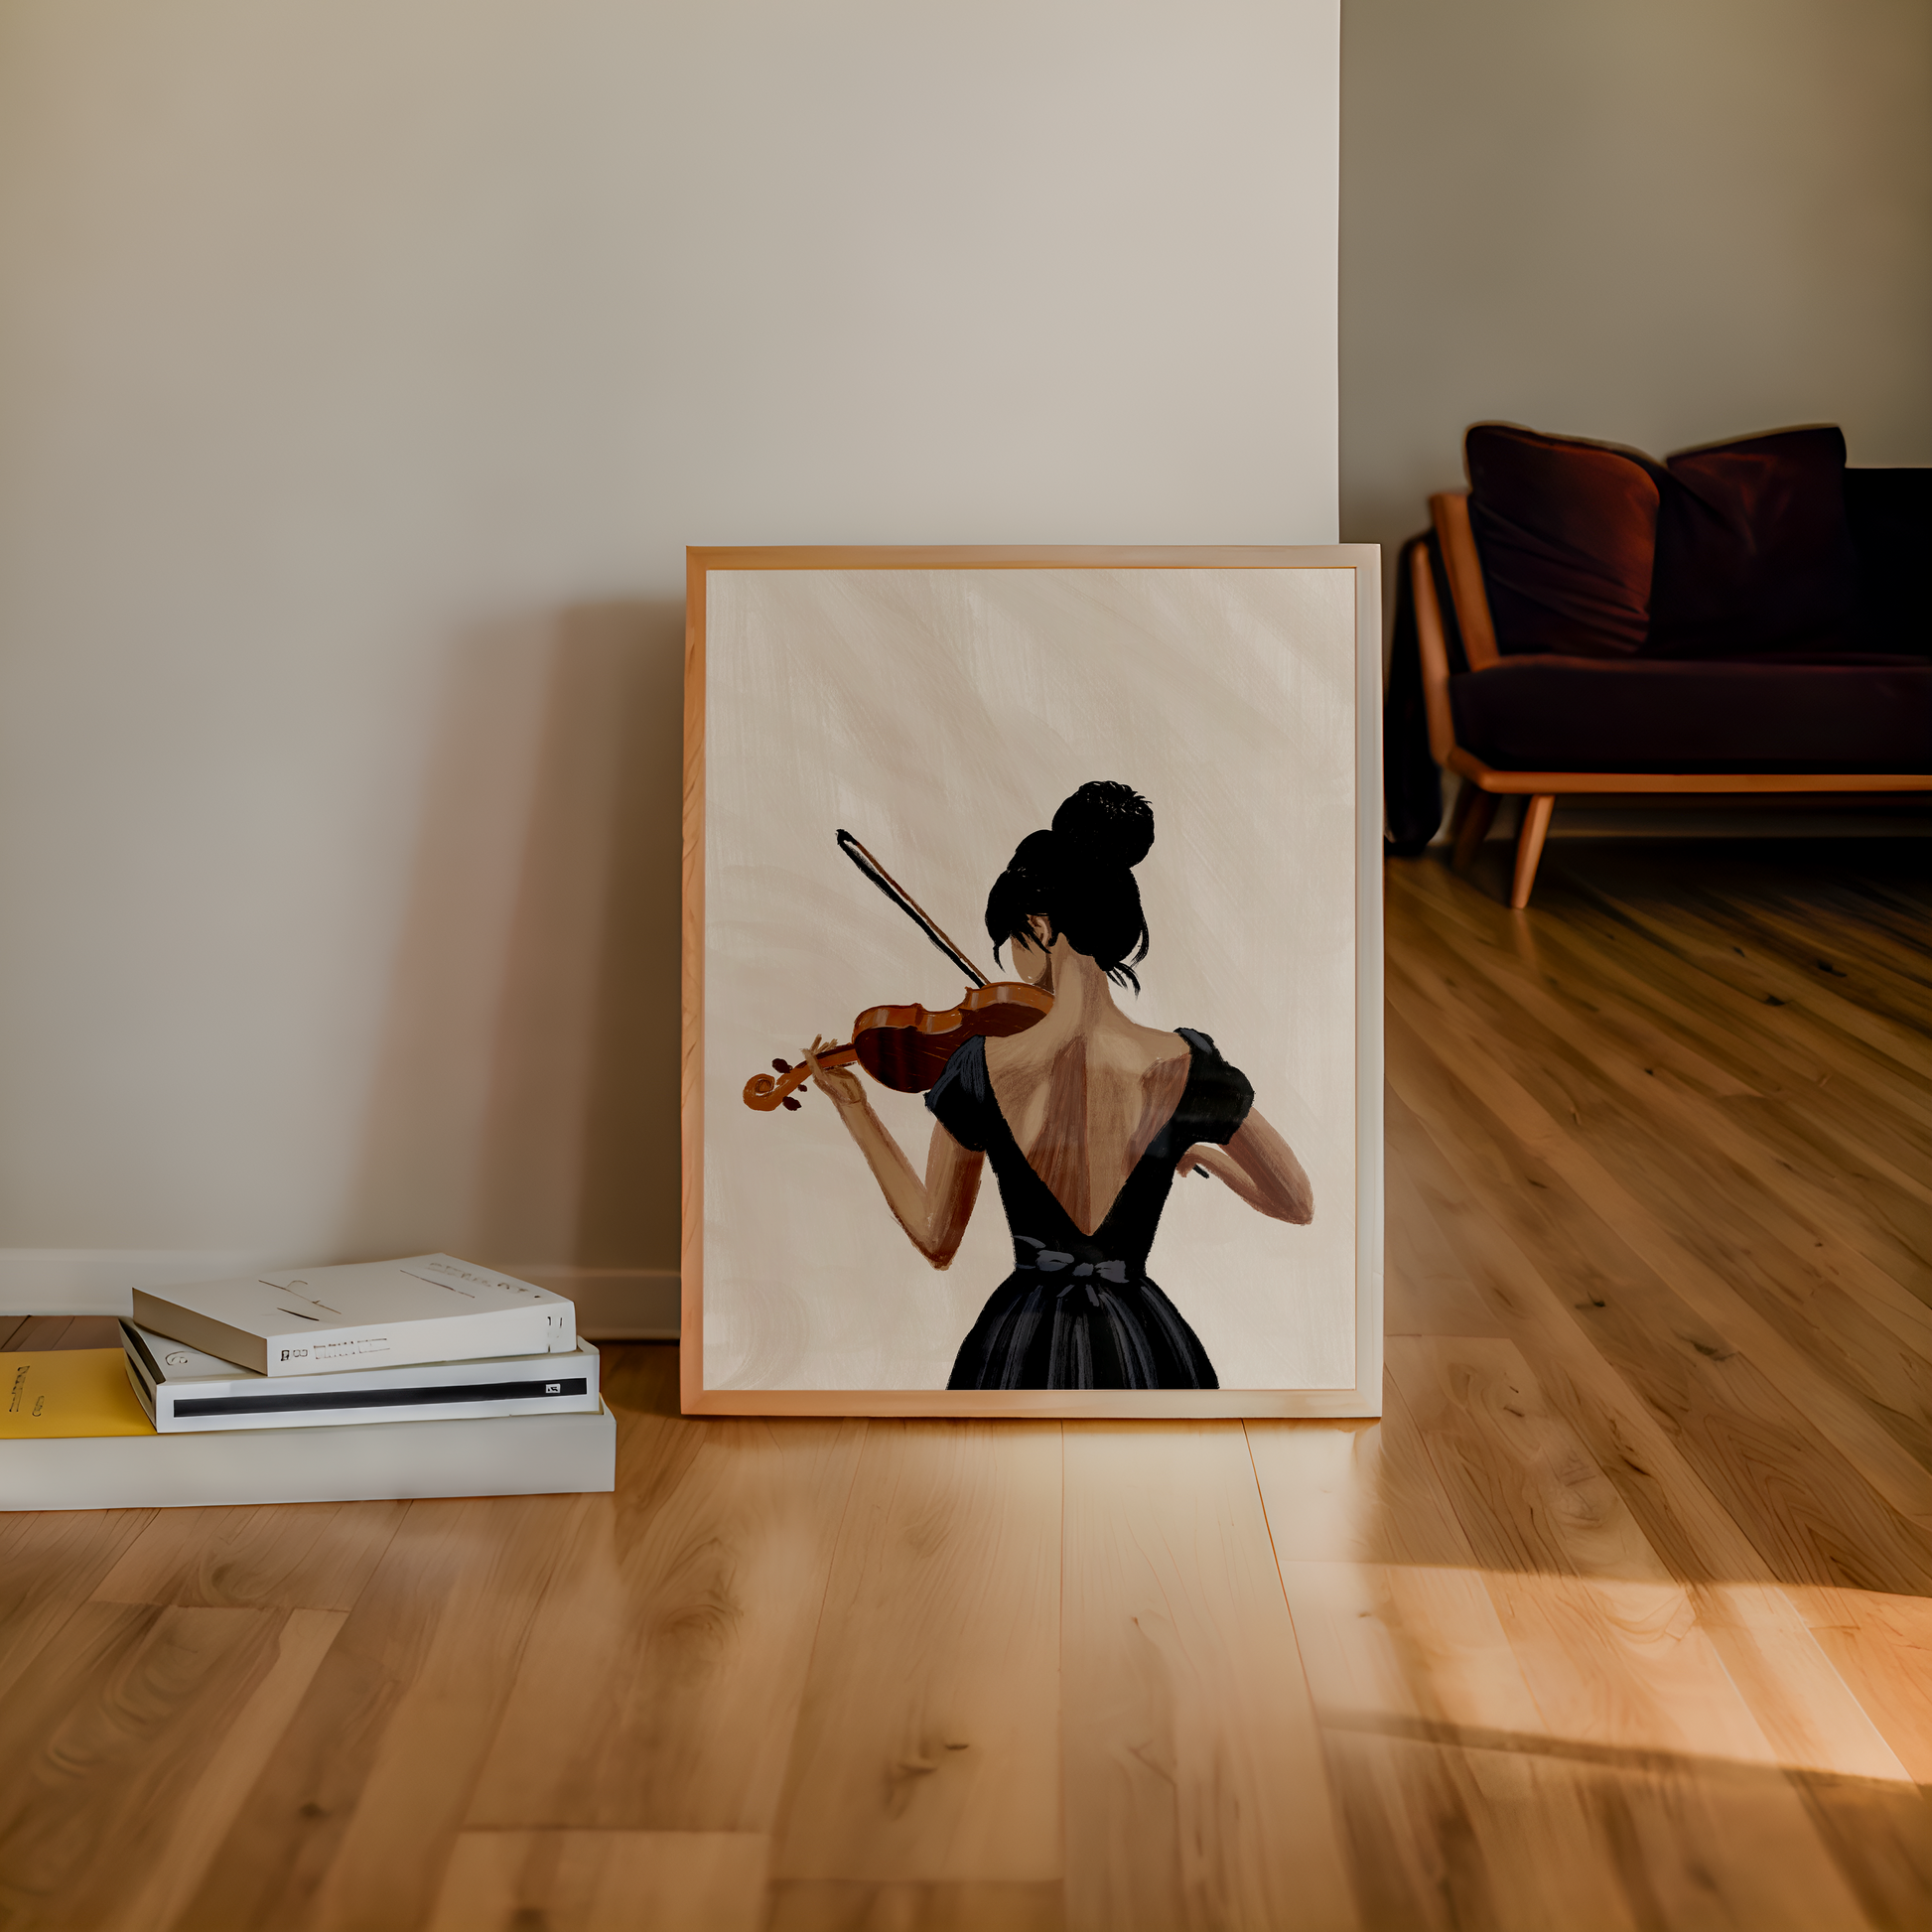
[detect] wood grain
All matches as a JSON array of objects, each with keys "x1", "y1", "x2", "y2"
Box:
[
  {"x1": 466, "y1": 1347, "x2": 866, "y2": 1832},
  {"x1": 427, "y1": 1830, "x2": 768, "y2": 1932},
  {"x1": 1060, "y1": 1422, "x2": 1359, "y2": 1932},
  {"x1": 91, "y1": 1499, "x2": 405, "y2": 1611},
  {"x1": 0, "y1": 1315, "x2": 123, "y2": 1352},
  {"x1": 1247, "y1": 1379, "x2": 1476, "y2": 1571},
  {"x1": 767, "y1": 1880, "x2": 1065, "y2": 1930},
  {"x1": 100, "y1": 1606, "x2": 345, "y2": 1932},
  {"x1": 0, "y1": 1601, "x2": 288, "y2": 1930},
  {"x1": 173, "y1": 1493, "x2": 578, "y2": 1932},
  {"x1": 6, "y1": 841, "x2": 1932, "y2": 1929},
  {"x1": 772, "y1": 1420, "x2": 1062, "y2": 1885},
  {"x1": 0, "y1": 1507, "x2": 155, "y2": 1701}
]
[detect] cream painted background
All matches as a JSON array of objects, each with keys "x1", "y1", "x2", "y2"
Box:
[
  {"x1": 0, "y1": 0, "x2": 1340, "y2": 1313},
  {"x1": 703, "y1": 568, "x2": 1357, "y2": 1391}
]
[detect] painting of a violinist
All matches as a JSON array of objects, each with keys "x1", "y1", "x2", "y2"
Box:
[
  {"x1": 690, "y1": 553, "x2": 1376, "y2": 1412},
  {"x1": 779, "y1": 783, "x2": 1312, "y2": 1390}
]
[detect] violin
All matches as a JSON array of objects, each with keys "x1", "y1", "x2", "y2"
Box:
[
  {"x1": 744, "y1": 980, "x2": 1052, "y2": 1111},
  {"x1": 742, "y1": 831, "x2": 1052, "y2": 1114}
]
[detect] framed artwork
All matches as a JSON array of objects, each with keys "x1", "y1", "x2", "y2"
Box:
[{"x1": 681, "y1": 546, "x2": 1381, "y2": 1417}]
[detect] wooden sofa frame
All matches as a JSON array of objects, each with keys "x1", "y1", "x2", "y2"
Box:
[{"x1": 1414, "y1": 490, "x2": 1932, "y2": 907}]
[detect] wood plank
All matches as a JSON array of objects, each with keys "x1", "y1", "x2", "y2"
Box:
[
  {"x1": 1060, "y1": 1422, "x2": 1359, "y2": 1932},
  {"x1": 92, "y1": 1500, "x2": 406, "y2": 1611},
  {"x1": 1386, "y1": 1335, "x2": 1672, "y2": 1584},
  {"x1": 1282, "y1": 1559, "x2": 1707, "y2": 1932},
  {"x1": 1281, "y1": 1547, "x2": 1897, "y2": 1932},
  {"x1": 1698, "y1": 880, "x2": 1932, "y2": 1029},
  {"x1": 1404, "y1": 886, "x2": 1932, "y2": 1350},
  {"x1": 1385, "y1": 1082, "x2": 1775, "y2": 1587},
  {"x1": 1789, "y1": 1587, "x2": 1932, "y2": 1790},
  {"x1": 1388, "y1": 927, "x2": 1932, "y2": 1522},
  {"x1": 101, "y1": 1607, "x2": 346, "y2": 1932},
  {"x1": 1385, "y1": 996, "x2": 1932, "y2": 1588},
  {"x1": 0, "y1": 1601, "x2": 287, "y2": 1930},
  {"x1": 1385, "y1": 1157, "x2": 1510, "y2": 1339},
  {"x1": 1, "y1": 1316, "x2": 75, "y2": 1351},
  {"x1": 1688, "y1": 1584, "x2": 1932, "y2": 1930},
  {"x1": 465, "y1": 1354, "x2": 865, "y2": 1832},
  {"x1": 1561, "y1": 865, "x2": 1932, "y2": 1128},
  {"x1": 1395, "y1": 869, "x2": 1932, "y2": 1280},
  {"x1": 427, "y1": 1831, "x2": 768, "y2": 1932},
  {"x1": 1395, "y1": 897, "x2": 1932, "y2": 1407},
  {"x1": 174, "y1": 1493, "x2": 579, "y2": 1932},
  {"x1": 1404, "y1": 852, "x2": 1932, "y2": 1184},
  {"x1": 1597, "y1": 853, "x2": 1932, "y2": 1042},
  {"x1": 1382, "y1": 1332, "x2": 1898, "y2": 1921},
  {"x1": 0, "y1": 1508, "x2": 155, "y2": 1702},
  {"x1": 1247, "y1": 1378, "x2": 1476, "y2": 1571},
  {"x1": 772, "y1": 1420, "x2": 1062, "y2": 1886},
  {"x1": 767, "y1": 1880, "x2": 1065, "y2": 1930},
  {"x1": 0, "y1": 1314, "x2": 123, "y2": 1351}
]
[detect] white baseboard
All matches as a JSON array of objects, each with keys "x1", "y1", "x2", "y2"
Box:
[{"x1": 0, "y1": 1250, "x2": 682, "y2": 1341}]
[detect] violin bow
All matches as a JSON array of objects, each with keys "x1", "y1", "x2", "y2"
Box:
[{"x1": 836, "y1": 831, "x2": 989, "y2": 988}]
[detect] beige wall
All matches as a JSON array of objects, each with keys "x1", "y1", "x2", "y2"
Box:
[
  {"x1": 1340, "y1": 0, "x2": 1932, "y2": 611},
  {"x1": 0, "y1": 0, "x2": 1339, "y2": 1302}
]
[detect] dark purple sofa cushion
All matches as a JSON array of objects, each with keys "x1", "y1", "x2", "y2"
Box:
[
  {"x1": 1647, "y1": 427, "x2": 1860, "y2": 657},
  {"x1": 1846, "y1": 469, "x2": 1932, "y2": 655},
  {"x1": 1449, "y1": 655, "x2": 1932, "y2": 774},
  {"x1": 1465, "y1": 424, "x2": 1661, "y2": 658}
]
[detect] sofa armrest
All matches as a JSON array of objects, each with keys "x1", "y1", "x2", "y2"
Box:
[{"x1": 1430, "y1": 490, "x2": 1499, "y2": 670}]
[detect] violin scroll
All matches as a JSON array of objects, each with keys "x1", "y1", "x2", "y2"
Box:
[{"x1": 744, "y1": 1046, "x2": 858, "y2": 1113}]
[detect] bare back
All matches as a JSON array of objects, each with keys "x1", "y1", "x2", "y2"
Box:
[{"x1": 983, "y1": 1022, "x2": 1190, "y2": 1237}]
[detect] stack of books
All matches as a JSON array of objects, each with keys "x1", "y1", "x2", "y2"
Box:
[{"x1": 1, "y1": 1255, "x2": 615, "y2": 1510}]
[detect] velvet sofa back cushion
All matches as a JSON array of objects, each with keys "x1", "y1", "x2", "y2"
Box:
[
  {"x1": 1464, "y1": 424, "x2": 1661, "y2": 658},
  {"x1": 1845, "y1": 468, "x2": 1932, "y2": 656},
  {"x1": 1646, "y1": 426, "x2": 1861, "y2": 657}
]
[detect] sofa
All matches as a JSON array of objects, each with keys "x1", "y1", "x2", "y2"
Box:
[{"x1": 1384, "y1": 423, "x2": 1932, "y2": 906}]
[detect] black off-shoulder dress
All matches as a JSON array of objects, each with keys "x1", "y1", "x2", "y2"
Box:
[{"x1": 925, "y1": 1028, "x2": 1254, "y2": 1390}]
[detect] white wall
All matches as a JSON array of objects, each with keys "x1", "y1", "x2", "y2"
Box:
[
  {"x1": 0, "y1": 0, "x2": 1339, "y2": 1310},
  {"x1": 1340, "y1": 0, "x2": 1932, "y2": 617}
]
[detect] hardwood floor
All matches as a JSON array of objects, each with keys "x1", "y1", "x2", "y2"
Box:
[{"x1": 2, "y1": 837, "x2": 1929, "y2": 1930}]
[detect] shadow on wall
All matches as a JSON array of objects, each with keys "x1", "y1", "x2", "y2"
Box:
[{"x1": 345, "y1": 602, "x2": 684, "y2": 1278}]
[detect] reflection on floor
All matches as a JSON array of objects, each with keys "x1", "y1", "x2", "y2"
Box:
[{"x1": 2, "y1": 836, "x2": 1930, "y2": 1931}]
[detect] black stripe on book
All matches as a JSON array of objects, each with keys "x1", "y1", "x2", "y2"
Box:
[{"x1": 171, "y1": 1377, "x2": 591, "y2": 1418}]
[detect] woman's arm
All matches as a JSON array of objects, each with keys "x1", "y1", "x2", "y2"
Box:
[
  {"x1": 1182, "y1": 1108, "x2": 1313, "y2": 1225},
  {"x1": 805, "y1": 1038, "x2": 984, "y2": 1266}
]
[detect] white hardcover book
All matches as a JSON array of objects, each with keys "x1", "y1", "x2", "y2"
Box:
[
  {"x1": 0, "y1": 1401, "x2": 616, "y2": 1512},
  {"x1": 121, "y1": 1323, "x2": 601, "y2": 1433},
  {"x1": 130, "y1": 1253, "x2": 576, "y2": 1376}
]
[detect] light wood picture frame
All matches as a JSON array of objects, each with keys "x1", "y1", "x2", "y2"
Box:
[{"x1": 682, "y1": 546, "x2": 1382, "y2": 1417}]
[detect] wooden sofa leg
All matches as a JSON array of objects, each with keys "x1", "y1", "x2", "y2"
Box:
[
  {"x1": 1451, "y1": 785, "x2": 1498, "y2": 873},
  {"x1": 1510, "y1": 794, "x2": 1556, "y2": 908}
]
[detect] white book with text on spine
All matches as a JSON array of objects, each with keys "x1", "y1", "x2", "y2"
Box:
[
  {"x1": 121, "y1": 1323, "x2": 602, "y2": 1432},
  {"x1": 129, "y1": 1253, "x2": 577, "y2": 1377}
]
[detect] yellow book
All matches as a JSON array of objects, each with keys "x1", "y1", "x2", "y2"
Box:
[{"x1": 2, "y1": 1349, "x2": 156, "y2": 1439}]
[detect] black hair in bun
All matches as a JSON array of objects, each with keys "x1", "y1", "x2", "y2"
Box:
[
  {"x1": 985, "y1": 781, "x2": 1155, "y2": 991},
  {"x1": 1052, "y1": 780, "x2": 1155, "y2": 869}
]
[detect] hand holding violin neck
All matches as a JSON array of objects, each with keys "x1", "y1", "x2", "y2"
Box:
[{"x1": 742, "y1": 1041, "x2": 858, "y2": 1112}]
